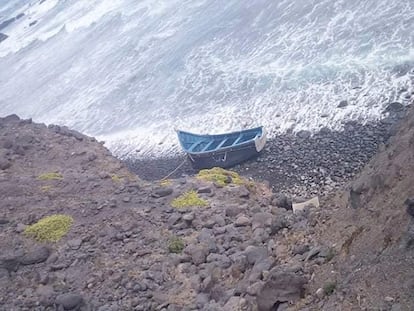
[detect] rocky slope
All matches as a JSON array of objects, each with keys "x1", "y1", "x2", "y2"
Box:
[{"x1": 0, "y1": 111, "x2": 413, "y2": 311}]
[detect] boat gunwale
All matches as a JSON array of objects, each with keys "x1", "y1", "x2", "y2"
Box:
[{"x1": 176, "y1": 127, "x2": 264, "y2": 155}]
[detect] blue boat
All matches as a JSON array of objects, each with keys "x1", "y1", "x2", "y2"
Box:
[{"x1": 176, "y1": 126, "x2": 267, "y2": 169}]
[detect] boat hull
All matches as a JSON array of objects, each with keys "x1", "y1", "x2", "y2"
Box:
[
  {"x1": 186, "y1": 142, "x2": 260, "y2": 169},
  {"x1": 176, "y1": 126, "x2": 267, "y2": 170}
]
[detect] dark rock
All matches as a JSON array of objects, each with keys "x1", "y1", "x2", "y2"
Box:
[
  {"x1": 0, "y1": 256, "x2": 20, "y2": 272},
  {"x1": 252, "y1": 212, "x2": 273, "y2": 230},
  {"x1": 0, "y1": 219, "x2": 9, "y2": 225},
  {"x1": 291, "y1": 245, "x2": 310, "y2": 256},
  {"x1": 55, "y1": 293, "x2": 83, "y2": 310},
  {"x1": 29, "y1": 20, "x2": 38, "y2": 27},
  {"x1": 385, "y1": 102, "x2": 404, "y2": 113},
  {"x1": 225, "y1": 205, "x2": 243, "y2": 217},
  {"x1": 270, "y1": 218, "x2": 288, "y2": 235},
  {"x1": 0, "y1": 33, "x2": 8, "y2": 43},
  {"x1": 151, "y1": 187, "x2": 173, "y2": 198},
  {"x1": 404, "y1": 198, "x2": 414, "y2": 218},
  {"x1": 337, "y1": 100, "x2": 348, "y2": 108},
  {"x1": 0, "y1": 158, "x2": 11, "y2": 170},
  {"x1": 273, "y1": 194, "x2": 292, "y2": 210},
  {"x1": 2, "y1": 138, "x2": 13, "y2": 149},
  {"x1": 20, "y1": 247, "x2": 50, "y2": 265},
  {"x1": 185, "y1": 244, "x2": 209, "y2": 265},
  {"x1": 256, "y1": 271, "x2": 307, "y2": 311},
  {"x1": 197, "y1": 186, "x2": 212, "y2": 194},
  {"x1": 296, "y1": 130, "x2": 311, "y2": 139},
  {"x1": 0, "y1": 268, "x2": 9, "y2": 279},
  {"x1": 244, "y1": 246, "x2": 268, "y2": 265}
]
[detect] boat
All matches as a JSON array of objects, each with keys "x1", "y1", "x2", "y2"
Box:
[{"x1": 176, "y1": 126, "x2": 267, "y2": 169}]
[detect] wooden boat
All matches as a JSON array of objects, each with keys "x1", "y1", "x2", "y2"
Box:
[{"x1": 176, "y1": 126, "x2": 267, "y2": 169}]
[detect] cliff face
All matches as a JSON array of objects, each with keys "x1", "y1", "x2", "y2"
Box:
[
  {"x1": 307, "y1": 107, "x2": 414, "y2": 310},
  {"x1": 1, "y1": 112, "x2": 414, "y2": 311}
]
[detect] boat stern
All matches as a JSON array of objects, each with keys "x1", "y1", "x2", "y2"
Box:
[{"x1": 254, "y1": 128, "x2": 267, "y2": 152}]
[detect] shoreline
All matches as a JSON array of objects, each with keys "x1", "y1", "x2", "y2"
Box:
[{"x1": 124, "y1": 112, "x2": 404, "y2": 197}]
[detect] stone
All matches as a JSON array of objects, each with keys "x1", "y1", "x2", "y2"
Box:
[
  {"x1": 404, "y1": 198, "x2": 414, "y2": 218},
  {"x1": 296, "y1": 130, "x2": 311, "y2": 139},
  {"x1": 292, "y1": 244, "x2": 310, "y2": 256},
  {"x1": 152, "y1": 187, "x2": 173, "y2": 198},
  {"x1": 197, "y1": 186, "x2": 212, "y2": 194},
  {"x1": 183, "y1": 213, "x2": 195, "y2": 222},
  {"x1": 0, "y1": 158, "x2": 11, "y2": 170},
  {"x1": 55, "y1": 293, "x2": 83, "y2": 310},
  {"x1": 68, "y1": 239, "x2": 83, "y2": 250},
  {"x1": 0, "y1": 33, "x2": 8, "y2": 43},
  {"x1": 337, "y1": 100, "x2": 348, "y2": 108},
  {"x1": 315, "y1": 288, "x2": 324, "y2": 299},
  {"x1": 256, "y1": 271, "x2": 307, "y2": 311},
  {"x1": 273, "y1": 194, "x2": 292, "y2": 210},
  {"x1": 0, "y1": 256, "x2": 20, "y2": 272},
  {"x1": 0, "y1": 219, "x2": 9, "y2": 225},
  {"x1": 185, "y1": 244, "x2": 209, "y2": 265},
  {"x1": 244, "y1": 246, "x2": 268, "y2": 265},
  {"x1": 15, "y1": 223, "x2": 26, "y2": 233},
  {"x1": 252, "y1": 212, "x2": 273, "y2": 230},
  {"x1": 225, "y1": 205, "x2": 243, "y2": 217},
  {"x1": 223, "y1": 296, "x2": 247, "y2": 310},
  {"x1": 20, "y1": 247, "x2": 50, "y2": 265},
  {"x1": 235, "y1": 215, "x2": 251, "y2": 227}
]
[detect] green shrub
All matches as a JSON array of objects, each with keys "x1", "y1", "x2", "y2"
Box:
[
  {"x1": 323, "y1": 282, "x2": 336, "y2": 296},
  {"x1": 37, "y1": 172, "x2": 63, "y2": 180},
  {"x1": 24, "y1": 214, "x2": 73, "y2": 242},
  {"x1": 171, "y1": 190, "x2": 208, "y2": 208},
  {"x1": 168, "y1": 236, "x2": 185, "y2": 253},
  {"x1": 196, "y1": 167, "x2": 244, "y2": 187}
]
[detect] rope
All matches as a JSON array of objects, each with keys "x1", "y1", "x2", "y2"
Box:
[{"x1": 159, "y1": 157, "x2": 188, "y2": 181}]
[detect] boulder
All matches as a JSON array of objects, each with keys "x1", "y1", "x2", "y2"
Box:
[
  {"x1": 256, "y1": 271, "x2": 307, "y2": 311},
  {"x1": 55, "y1": 293, "x2": 83, "y2": 310},
  {"x1": 20, "y1": 247, "x2": 50, "y2": 265}
]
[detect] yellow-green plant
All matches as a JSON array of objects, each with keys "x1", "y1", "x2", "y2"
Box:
[
  {"x1": 171, "y1": 190, "x2": 208, "y2": 208},
  {"x1": 37, "y1": 172, "x2": 63, "y2": 180},
  {"x1": 196, "y1": 167, "x2": 244, "y2": 186},
  {"x1": 40, "y1": 185, "x2": 53, "y2": 192},
  {"x1": 111, "y1": 174, "x2": 123, "y2": 182},
  {"x1": 168, "y1": 236, "x2": 185, "y2": 253},
  {"x1": 159, "y1": 179, "x2": 172, "y2": 187},
  {"x1": 24, "y1": 214, "x2": 73, "y2": 242}
]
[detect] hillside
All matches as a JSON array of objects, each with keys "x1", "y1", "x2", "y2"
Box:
[{"x1": 0, "y1": 112, "x2": 413, "y2": 310}]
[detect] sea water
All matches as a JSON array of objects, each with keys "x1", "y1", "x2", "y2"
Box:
[{"x1": 0, "y1": 0, "x2": 413, "y2": 158}]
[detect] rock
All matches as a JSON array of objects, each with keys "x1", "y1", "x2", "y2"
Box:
[
  {"x1": 385, "y1": 102, "x2": 404, "y2": 113},
  {"x1": 244, "y1": 246, "x2": 268, "y2": 265},
  {"x1": 252, "y1": 212, "x2": 273, "y2": 230},
  {"x1": 0, "y1": 158, "x2": 11, "y2": 170},
  {"x1": 122, "y1": 196, "x2": 131, "y2": 203},
  {"x1": 270, "y1": 218, "x2": 288, "y2": 235},
  {"x1": 404, "y1": 198, "x2": 414, "y2": 218},
  {"x1": 235, "y1": 215, "x2": 251, "y2": 227},
  {"x1": 0, "y1": 32, "x2": 8, "y2": 43},
  {"x1": 273, "y1": 194, "x2": 292, "y2": 210},
  {"x1": 315, "y1": 288, "x2": 324, "y2": 299},
  {"x1": 182, "y1": 213, "x2": 195, "y2": 222},
  {"x1": 0, "y1": 257, "x2": 20, "y2": 272},
  {"x1": 185, "y1": 244, "x2": 209, "y2": 265},
  {"x1": 15, "y1": 223, "x2": 26, "y2": 233},
  {"x1": 37, "y1": 285, "x2": 55, "y2": 306},
  {"x1": 197, "y1": 186, "x2": 212, "y2": 194},
  {"x1": 305, "y1": 247, "x2": 321, "y2": 261},
  {"x1": 55, "y1": 293, "x2": 83, "y2": 310},
  {"x1": 337, "y1": 100, "x2": 348, "y2": 108},
  {"x1": 292, "y1": 244, "x2": 310, "y2": 256},
  {"x1": 296, "y1": 130, "x2": 311, "y2": 139},
  {"x1": 225, "y1": 205, "x2": 243, "y2": 217},
  {"x1": 68, "y1": 239, "x2": 83, "y2": 250},
  {"x1": 223, "y1": 296, "x2": 247, "y2": 310},
  {"x1": 256, "y1": 271, "x2": 307, "y2": 311},
  {"x1": 0, "y1": 268, "x2": 9, "y2": 279},
  {"x1": 152, "y1": 187, "x2": 173, "y2": 198},
  {"x1": 20, "y1": 247, "x2": 50, "y2": 265},
  {"x1": 0, "y1": 219, "x2": 9, "y2": 225}
]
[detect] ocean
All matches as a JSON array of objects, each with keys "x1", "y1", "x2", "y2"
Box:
[{"x1": 0, "y1": 0, "x2": 413, "y2": 158}]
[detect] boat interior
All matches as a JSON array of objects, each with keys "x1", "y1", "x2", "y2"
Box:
[{"x1": 179, "y1": 128, "x2": 263, "y2": 153}]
